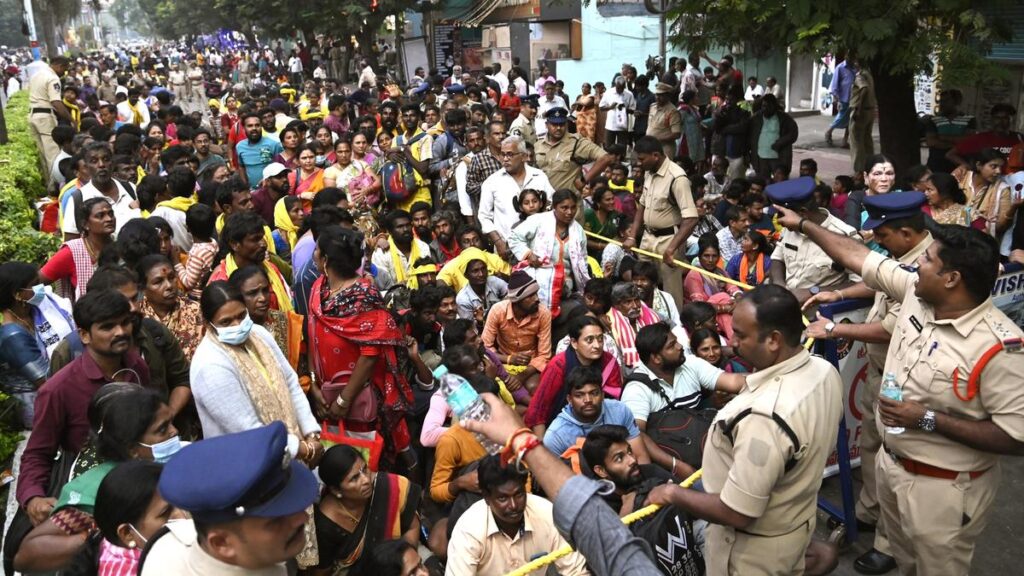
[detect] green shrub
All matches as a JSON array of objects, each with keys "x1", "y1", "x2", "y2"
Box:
[{"x1": 0, "y1": 92, "x2": 60, "y2": 264}]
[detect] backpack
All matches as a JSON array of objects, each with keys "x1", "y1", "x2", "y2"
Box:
[
  {"x1": 379, "y1": 157, "x2": 419, "y2": 203},
  {"x1": 630, "y1": 478, "x2": 706, "y2": 576},
  {"x1": 625, "y1": 372, "x2": 715, "y2": 470}
]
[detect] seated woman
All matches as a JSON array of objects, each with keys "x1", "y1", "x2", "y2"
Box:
[
  {"x1": 93, "y1": 460, "x2": 182, "y2": 575},
  {"x1": 15, "y1": 383, "x2": 180, "y2": 573},
  {"x1": 583, "y1": 184, "x2": 622, "y2": 259},
  {"x1": 957, "y1": 147, "x2": 1014, "y2": 238},
  {"x1": 228, "y1": 265, "x2": 306, "y2": 383},
  {"x1": 137, "y1": 254, "x2": 204, "y2": 361},
  {"x1": 509, "y1": 189, "x2": 590, "y2": 317},
  {"x1": 924, "y1": 172, "x2": 982, "y2": 228},
  {"x1": 311, "y1": 445, "x2": 421, "y2": 576},
  {"x1": 525, "y1": 316, "x2": 623, "y2": 437},
  {"x1": 689, "y1": 326, "x2": 749, "y2": 375},
  {"x1": 683, "y1": 233, "x2": 741, "y2": 339},
  {"x1": 679, "y1": 301, "x2": 723, "y2": 354},
  {"x1": 190, "y1": 281, "x2": 321, "y2": 464},
  {"x1": 725, "y1": 230, "x2": 772, "y2": 287},
  {"x1": 272, "y1": 196, "x2": 304, "y2": 261},
  {"x1": 0, "y1": 262, "x2": 75, "y2": 427}
]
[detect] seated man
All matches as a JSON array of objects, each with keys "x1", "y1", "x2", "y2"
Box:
[
  {"x1": 446, "y1": 454, "x2": 589, "y2": 576},
  {"x1": 607, "y1": 282, "x2": 660, "y2": 369},
  {"x1": 456, "y1": 251, "x2": 508, "y2": 322},
  {"x1": 622, "y1": 322, "x2": 746, "y2": 475},
  {"x1": 437, "y1": 230, "x2": 510, "y2": 292},
  {"x1": 371, "y1": 209, "x2": 433, "y2": 291},
  {"x1": 481, "y1": 271, "x2": 551, "y2": 393},
  {"x1": 543, "y1": 365, "x2": 650, "y2": 465}
]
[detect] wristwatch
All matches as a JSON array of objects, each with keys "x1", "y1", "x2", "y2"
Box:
[
  {"x1": 918, "y1": 410, "x2": 937, "y2": 432},
  {"x1": 824, "y1": 321, "x2": 836, "y2": 339},
  {"x1": 809, "y1": 286, "x2": 821, "y2": 295}
]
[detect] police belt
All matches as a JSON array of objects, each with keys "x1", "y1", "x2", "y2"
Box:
[
  {"x1": 31, "y1": 107, "x2": 54, "y2": 115},
  {"x1": 645, "y1": 225, "x2": 676, "y2": 237},
  {"x1": 883, "y1": 443, "x2": 988, "y2": 480}
]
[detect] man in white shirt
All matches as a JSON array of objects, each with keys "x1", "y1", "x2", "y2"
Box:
[
  {"x1": 287, "y1": 51, "x2": 303, "y2": 84},
  {"x1": 535, "y1": 81, "x2": 567, "y2": 139},
  {"x1": 62, "y1": 143, "x2": 141, "y2": 238},
  {"x1": 599, "y1": 76, "x2": 635, "y2": 148},
  {"x1": 358, "y1": 59, "x2": 377, "y2": 88},
  {"x1": 116, "y1": 86, "x2": 151, "y2": 127},
  {"x1": 446, "y1": 455, "x2": 589, "y2": 576},
  {"x1": 478, "y1": 136, "x2": 555, "y2": 259},
  {"x1": 489, "y1": 62, "x2": 509, "y2": 94},
  {"x1": 744, "y1": 76, "x2": 765, "y2": 102}
]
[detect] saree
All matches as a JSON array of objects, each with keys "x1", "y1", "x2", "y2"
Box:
[
  {"x1": 509, "y1": 211, "x2": 590, "y2": 317},
  {"x1": 308, "y1": 276, "x2": 413, "y2": 464},
  {"x1": 290, "y1": 167, "x2": 326, "y2": 212},
  {"x1": 684, "y1": 267, "x2": 739, "y2": 339},
  {"x1": 314, "y1": 472, "x2": 421, "y2": 576}
]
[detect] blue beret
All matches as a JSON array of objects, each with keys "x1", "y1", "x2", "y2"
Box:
[
  {"x1": 544, "y1": 107, "x2": 569, "y2": 124},
  {"x1": 765, "y1": 176, "x2": 816, "y2": 208},
  {"x1": 159, "y1": 422, "x2": 318, "y2": 524},
  {"x1": 862, "y1": 191, "x2": 926, "y2": 230},
  {"x1": 446, "y1": 83, "x2": 465, "y2": 94}
]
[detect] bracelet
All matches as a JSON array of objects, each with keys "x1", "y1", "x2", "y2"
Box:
[
  {"x1": 798, "y1": 217, "x2": 808, "y2": 233},
  {"x1": 513, "y1": 435, "x2": 542, "y2": 471},
  {"x1": 335, "y1": 395, "x2": 349, "y2": 408},
  {"x1": 834, "y1": 289, "x2": 844, "y2": 300},
  {"x1": 501, "y1": 428, "x2": 536, "y2": 467},
  {"x1": 671, "y1": 457, "x2": 677, "y2": 472}
]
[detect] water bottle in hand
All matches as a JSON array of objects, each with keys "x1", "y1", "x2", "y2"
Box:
[
  {"x1": 880, "y1": 372, "x2": 905, "y2": 435},
  {"x1": 439, "y1": 372, "x2": 502, "y2": 454}
]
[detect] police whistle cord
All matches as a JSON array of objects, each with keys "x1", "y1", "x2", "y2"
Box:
[
  {"x1": 502, "y1": 469, "x2": 704, "y2": 576},
  {"x1": 582, "y1": 231, "x2": 815, "y2": 349}
]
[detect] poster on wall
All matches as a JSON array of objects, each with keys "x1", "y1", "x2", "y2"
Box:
[
  {"x1": 823, "y1": 305, "x2": 871, "y2": 478},
  {"x1": 434, "y1": 22, "x2": 461, "y2": 77}
]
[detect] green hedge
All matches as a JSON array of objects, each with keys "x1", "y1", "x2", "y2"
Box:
[{"x1": 0, "y1": 92, "x2": 61, "y2": 264}]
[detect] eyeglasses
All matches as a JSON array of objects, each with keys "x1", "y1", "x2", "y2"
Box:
[{"x1": 500, "y1": 151, "x2": 521, "y2": 158}]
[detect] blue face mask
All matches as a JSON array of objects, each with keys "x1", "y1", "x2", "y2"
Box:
[
  {"x1": 25, "y1": 284, "x2": 46, "y2": 307},
  {"x1": 215, "y1": 314, "x2": 254, "y2": 346},
  {"x1": 140, "y1": 435, "x2": 182, "y2": 463}
]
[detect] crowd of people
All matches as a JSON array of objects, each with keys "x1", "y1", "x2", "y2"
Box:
[{"x1": 2, "y1": 39, "x2": 1024, "y2": 576}]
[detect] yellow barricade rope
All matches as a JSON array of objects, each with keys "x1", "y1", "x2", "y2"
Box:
[
  {"x1": 582, "y1": 231, "x2": 815, "y2": 349},
  {"x1": 503, "y1": 469, "x2": 704, "y2": 576}
]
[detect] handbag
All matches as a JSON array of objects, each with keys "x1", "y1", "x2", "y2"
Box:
[
  {"x1": 321, "y1": 421, "x2": 383, "y2": 471},
  {"x1": 3, "y1": 448, "x2": 77, "y2": 574}
]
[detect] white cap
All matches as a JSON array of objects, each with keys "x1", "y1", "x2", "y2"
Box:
[
  {"x1": 115, "y1": 86, "x2": 128, "y2": 97},
  {"x1": 262, "y1": 162, "x2": 289, "y2": 182}
]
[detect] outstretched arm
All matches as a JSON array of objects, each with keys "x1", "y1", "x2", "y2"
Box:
[{"x1": 774, "y1": 205, "x2": 870, "y2": 275}]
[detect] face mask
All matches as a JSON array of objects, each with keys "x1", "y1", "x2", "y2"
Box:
[
  {"x1": 215, "y1": 313, "x2": 254, "y2": 345},
  {"x1": 25, "y1": 284, "x2": 46, "y2": 307},
  {"x1": 139, "y1": 435, "x2": 182, "y2": 463},
  {"x1": 315, "y1": 154, "x2": 326, "y2": 164}
]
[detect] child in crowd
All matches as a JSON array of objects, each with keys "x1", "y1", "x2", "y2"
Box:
[
  {"x1": 178, "y1": 203, "x2": 218, "y2": 300},
  {"x1": 830, "y1": 175, "x2": 853, "y2": 219}
]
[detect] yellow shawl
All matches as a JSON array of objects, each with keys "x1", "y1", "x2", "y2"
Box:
[
  {"x1": 225, "y1": 253, "x2": 293, "y2": 313},
  {"x1": 215, "y1": 213, "x2": 278, "y2": 255},
  {"x1": 389, "y1": 236, "x2": 424, "y2": 289},
  {"x1": 273, "y1": 198, "x2": 300, "y2": 251}
]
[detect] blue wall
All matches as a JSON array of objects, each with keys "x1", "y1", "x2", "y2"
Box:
[{"x1": 555, "y1": 2, "x2": 661, "y2": 96}]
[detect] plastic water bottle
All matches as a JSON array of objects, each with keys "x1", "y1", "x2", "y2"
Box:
[
  {"x1": 880, "y1": 372, "x2": 905, "y2": 435},
  {"x1": 438, "y1": 371, "x2": 502, "y2": 454}
]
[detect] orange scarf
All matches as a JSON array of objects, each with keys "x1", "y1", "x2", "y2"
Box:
[{"x1": 739, "y1": 252, "x2": 766, "y2": 285}]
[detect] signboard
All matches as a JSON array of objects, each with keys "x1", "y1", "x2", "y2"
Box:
[
  {"x1": 993, "y1": 268, "x2": 1024, "y2": 326},
  {"x1": 822, "y1": 304, "x2": 871, "y2": 477},
  {"x1": 433, "y1": 22, "x2": 461, "y2": 77}
]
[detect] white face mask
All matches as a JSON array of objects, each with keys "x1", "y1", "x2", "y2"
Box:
[{"x1": 214, "y1": 314, "x2": 254, "y2": 346}]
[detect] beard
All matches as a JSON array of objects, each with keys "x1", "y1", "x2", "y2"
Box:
[{"x1": 415, "y1": 226, "x2": 433, "y2": 241}]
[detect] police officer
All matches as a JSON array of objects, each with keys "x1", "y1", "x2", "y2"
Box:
[
  {"x1": 509, "y1": 95, "x2": 538, "y2": 147},
  {"x1": 624, "y1": 135, "x2": 698, "y2": 312},
  {"x1": 648, "y1": 284, "x2": 844, "y2": 575},
  {"x1": 774, "y1": 207, "x2": 1024, "y2": 576},
  {"x1": 27, "y1": 56, "x2": 73, "y2": 187},
  {"x1": 766, "y1": 177, "x2": 860, "y2": 305},
  {"x1": 140, "y1": 422, "x2": 319, "y2": 575},
  {"x1": 802, "y1": 192, "x2": 934, "y2": 575},
  {"x1": 647, "y1": 83, "x2": 682, "y2": 160},
  {"x1": 535, "y1": 107, "x2": 615, "y2": 194}
]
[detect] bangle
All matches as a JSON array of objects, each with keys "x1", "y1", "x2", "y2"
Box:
[
  {"x1": 514, "y1": 435, "x2": 542, "y2": 471},
  {"x1": 501, "y1": 428, "x2": 537, "y2": 467},
  {"x1": 335, "y1": 395, "x2": 349, "y2": 408},
  {"x1": 798, "y1": 217, "x2": 808, "y2": 233},
  {"x1": 671, "y1": 457, "x2": 677, "y2": 473},
  {"x1": 834, "y1": 289, "x2": 844, "y2": 300}
]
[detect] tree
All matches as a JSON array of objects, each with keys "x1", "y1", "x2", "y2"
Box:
[{"x1": 662, "y1": 0, "x2": 1015, "y2": 172}]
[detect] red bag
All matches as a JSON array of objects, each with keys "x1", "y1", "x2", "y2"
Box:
[{"x1": 320, "y1": 421, "x2": 383, "y2": 471}]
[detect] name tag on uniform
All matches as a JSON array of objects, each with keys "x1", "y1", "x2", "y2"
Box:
[{"x1": 784, "y1": 243, "x2": 798, "y2": 251}]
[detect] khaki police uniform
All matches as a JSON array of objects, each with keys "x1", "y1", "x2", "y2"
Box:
[
  {"x1": 856, "y1": 233, "x2": 932, "y2": 556},
  {"x1": 27, "y1": 65, "x2": 63, "y2": 186},
  {"x1": 535, "y1": 133, "x2": 604, "y2": 192},
  {"x1": 861, "y1": 250, "x2": 1024, "y2": 576},
  {"x1": 509, "y1": 113, "x2": 537, "y2": 147},
  {"x1": 702, "y1": 349, "x2": 844, "y2": 576},
  {"x1": 646, "y1": 101, "x2": 682, "y2": 159},
  {"x1": 770, "y1": 209, "x2": 860, "y2": 291},
  {"x1": 637, "y1": 158, "x2": 697, "y2": 312}
]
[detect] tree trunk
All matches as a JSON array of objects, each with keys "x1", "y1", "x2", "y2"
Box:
[
  {"x1": 35, "y1": 0, "x2": 59, "y2": 57},
  {"x1": 872, "y1": 64, "x2": 921, "y2": 175}
]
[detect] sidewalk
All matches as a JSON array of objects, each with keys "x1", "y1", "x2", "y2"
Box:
[{"x1": 792, "y1": 112, "x2": 882, "y2": 182}]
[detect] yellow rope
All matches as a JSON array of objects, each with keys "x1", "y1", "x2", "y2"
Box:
[
  {"x1": 583, "y1": 230, "x2": 815, "y2": 349},
  {"x1": 503, "y1": 469, "x2": 704, "y2": 576}
]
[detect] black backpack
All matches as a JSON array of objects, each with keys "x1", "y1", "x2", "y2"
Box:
[
  {"x1": 630, "y1": 478, "x2": 706, "y2": 575},
  {"x1": 624, "y1": 372, "x2": 716, "y2": 470}
]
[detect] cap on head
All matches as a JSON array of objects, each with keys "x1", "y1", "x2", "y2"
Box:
[
  {"x1": 507, "y1": 270, "x2": 539, "y2": 302},
  {"x1": 262, "y1": 162, "x2": 289, "y2": 182},
  {"x1": 654, "y1": 82, "x2": 675, "y2": 95},
  {"x1": 765, "y1": 177, "x2": 816, "y2": 209},
  {"x1": 158, "y1": 422, "x2": 318, "y2": 524},
  {"x1": 862, "y1": 191, "x2": 927, "y2": 231},
  {"x1": 544, "y1": 107, "x2": 569, "y2": 124}
]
